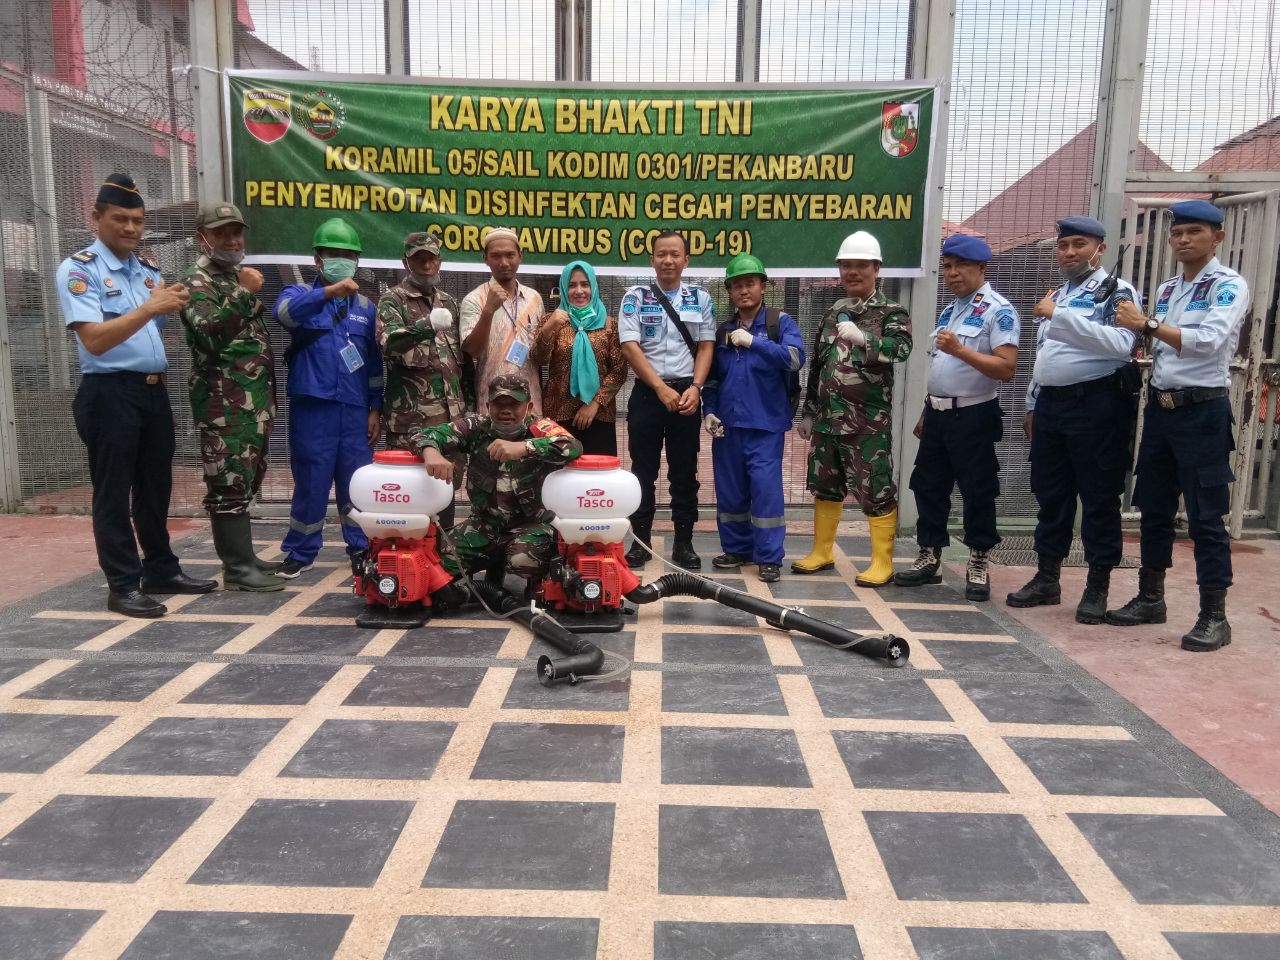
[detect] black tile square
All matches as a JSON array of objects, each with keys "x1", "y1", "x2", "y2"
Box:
[
  {"x1": 386, "y1": 915, "x2": 598, "y2": 960},
  {"x1": 875, "y1": 581, "x2": 966, "y2": 604},
  {"x1": 956, "y1": 678, "x2": 1107, "y2": 725},
  {"x1": 249, "y1": 624, "x2": 370, "y2": 657},
  {"x1": 766, "y1": 579, "x2": 857, "y2": 601},
  {"x1": 661, "y1": 631, "x2": 770, "y2": 666},
  {"x1": 112, "y1": 621, "x2": 246, "y2": 654},
  {"x1": 191, "y1": 798, "x2": 412, "y2": 887},
  {"x1": 835, "y1": 536, "x2": 872, "y2": 554},
  {"x1": 119, "y1": 911, "x2": 351, "y2": 960},
  {"x1": 865, "y1": 812, "x2": 1085, "y2": 903},
  {"x1": 809, "y1": 674, "x2": 951, "y2": 721},
  {"x1": 92, "y1": 717, "x2": 287, "y2": 776},
  {"x1": 0, "y1": 906, "x2": 103, "y2": 960},
  {"x1": 298, "y1": 591, "x2": 363, "y2": 619},
  {"x1": 526, "y1": 630, "x2": 635, "y2": 663},
  {"x1": 423, "y1": 800, "x2": 614, "y2": 891},
  {"x1": 1165, "y1": 932, "x2": 1280, "y2": 960},
  {"x1": 471, "y1": 723, "x2": 624, "y2": 783},
  {"x1": 0, "y1": 713, "x2": 114, "y2": 773},
  {"x1": 0, "y1": 794, "x2": 210, "y2": 882},
  {"x1": 182, "y1": 664, "x2": 340, "y2": 705},
  {"x1": 788, "y1": 604, "x2": 882, "y2": 633},
  {"x1": 909, "y1": 927, "x2": 1124, "y2": 959},
  {"x1": 833, "y1": 731, "x2": 1006, "y2": 793},
  {"x1": 897, "y1": 607, "x2": 1006, "y2": 635},
  {"x1": 1070, "y1": 814, "x2": 1280, "y2": 905},
  {"x1": 280, "y1": 719, "x2": 455, "y2": 780},
  {"x1": 344, "y1": 665, "x2": 485, "y2": 708},
  {"x1": 702, "y1": 576, "x2": 748, "y2": 592},
  {"x1": 654, "y1": 921, "x2": 861, "y2": 960},
  {"x1": 0, "y1": 617, "x2": 113, "y2": 650},
  {"x1": 1007, "y1": 738, "x2": 1199, "y2": 797},
  {"x1": 662, "y1": 726, "x2": 810, "y2": 787},
  {"x1": 182, "y1": 589, "x2": 298, "y2": 616},
  {"x1": 389, "y1": 626, "x2": 510, "y2": 659},
  {"x1": 0, "y1": 658, "x2": 44, "y2": 684},
  {"x1": 502, "y1": 665, "x2": 630, "y2": 712},
  {"x1": 662, "y1": 671, "x2": 787, "y2": 716},
  {"x1": 19, "y1": 661, "x2": 190, "y2": 702},
  {"x1": 659, "y1": 805, "x2": 844, "y2": 899},
  {"x1": 663, "y1": 600, "x2": 759, "y2": 628},
  {"x1": 922, "y1": 640, "x2": 1052, "y2": 674}
]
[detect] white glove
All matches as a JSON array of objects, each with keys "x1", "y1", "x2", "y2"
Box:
[
  {"x1": 797, "y1": 414, "x2": 813, "y2": 440},
  {"x1": 703, "y1": 413, "x2": 725, "y2": 438},
  {"x1": 429, "y1": 307, "x2": 454, "y2": 332},
  {"x1": 728, "y1": 327, "x2": 754, "y2": 349},
  {"x1": 837, "y1": 320, "x2": 867, "y2": 347}
]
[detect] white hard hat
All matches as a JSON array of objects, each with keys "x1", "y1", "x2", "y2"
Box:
[{"x1": 835, "y1": 231, "x2": 882, "y2": 262}]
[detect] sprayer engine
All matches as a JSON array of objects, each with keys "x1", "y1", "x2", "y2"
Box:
[
  {"x1": 543, "y1": 541, "x2": 640, "y2": 613},
  {"x1": 353, "y1": 533, "x2": 453, "y2": 609}
]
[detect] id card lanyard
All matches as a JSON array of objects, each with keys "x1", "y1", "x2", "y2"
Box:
[
  {"x1": 336, "y1": 297, "x2": 364, "y2": 373},
  {"x1": 500, "y1": 284, "x2": 531, "y2": 367}
]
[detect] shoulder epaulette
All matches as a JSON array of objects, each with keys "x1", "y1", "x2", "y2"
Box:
[
  {"x1": 70, "y1": 250, "x2": 96, "y2": 263},
  {"x1": 137, "y1": 255, "x2": 159, "y2": 270}
]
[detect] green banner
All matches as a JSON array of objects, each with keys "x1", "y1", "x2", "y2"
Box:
[{"x1": 226, "y1": 72, "x2": 937, "y2": 276}]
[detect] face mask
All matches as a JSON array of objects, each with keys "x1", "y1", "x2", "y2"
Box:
[
  {"x1": 407, "y1": 271, "x2": 435, "y2": 293},
  {"x1": 1062, "y1": 251, "x2": 1100, "y2": 281},
  {"x1": 492, "y1": 419, "x2": 525, "y2": 439},
  {"x1": 210, "y1": 248, "x2": 244, "y2": 268},
  {"x1": 320, "y1": 257, "x2": 357, "y2": 282}
]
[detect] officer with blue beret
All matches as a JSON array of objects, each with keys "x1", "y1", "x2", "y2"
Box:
[
  {"x1": 55, "y1": 173, "x2": 216, "y2": 617},
  {"x1": 896, "y1": 234, "x2": 1018, "y2": 600},
  {"x1": 1107, "y1": 200, "x2": 1249, "y2": 652},
  {"x1": 1008, "y1": 215, "x2": 1141, "y2": 623}
]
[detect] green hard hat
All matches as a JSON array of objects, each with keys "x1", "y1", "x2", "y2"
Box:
[
  {"x1": 724, "y1": 253, "x2": 767, "y2": 286},
  {"x1": 313, "y1": 217, "x2": 362, "y2": 253}
]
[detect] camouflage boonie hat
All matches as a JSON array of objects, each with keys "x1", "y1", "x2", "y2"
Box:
[
  {"x1": 488, "y1": 374, "x2": 531, "y2": 403},
  {"x1": 404, "y1": 231, "x2": 441, "y2": 257},
  {"x1": 196, "y1": 202, "x2": 246, "y2": 229}
]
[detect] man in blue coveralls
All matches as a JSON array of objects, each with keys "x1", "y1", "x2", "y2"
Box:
[
  {"x1": 1108, "y1": 200, "x2": 1250, "y2": 652},
  {"x1": 702, "y1": 253, "x2": 804, "y2": 583},
  {"x1": 273, "y1": 217, "x2": 383, "y2": 578}
]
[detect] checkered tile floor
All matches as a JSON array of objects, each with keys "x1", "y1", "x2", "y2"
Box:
[{"x1": 2, "y1": 530, "x2": 1279, "y2": 959}]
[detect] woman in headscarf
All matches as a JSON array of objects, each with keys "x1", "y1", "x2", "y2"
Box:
[{"x1": 532, "y1": 260, "x2": 627, "y2": 455}]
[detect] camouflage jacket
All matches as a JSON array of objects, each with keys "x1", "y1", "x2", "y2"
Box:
[
  {"x1": 803, "y1": 290, "x2": 912, "y2": 434},
  {"x1": 416, "y1": 415, "x2": 582, "y2": 529},
  {"x1": 376, "y1": 281, "x2": 465, "y2": 434},
  {"x1": 180, "y1": 256, "x2": 275, "y2": 427}
]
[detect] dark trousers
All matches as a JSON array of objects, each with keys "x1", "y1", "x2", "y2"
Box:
[
  {"x1": 1135, "y1": 397, "x2": 1234, "y2": 589},
  {"x1": 627, "y1": 379, "x2": 700, "y2": 529},
  {"x1": 909, "y1": 399, "x2": 1003, "y2": 551},
  {"x1": 1030, "y1": 374, "x2": 1137, "y2": 568},
  {"x1": 72, "y1": 373, "x2": 180, "y2": 592},
  {"x1": 556, "y1": 417, "x2": 618, "y2": 457}
]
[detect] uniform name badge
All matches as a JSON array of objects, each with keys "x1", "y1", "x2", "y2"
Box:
[
  {"x1": 642, "y1": 322, "x2": 661, "y2": 340},
  {"x1": 339, "y1": 341, "x2": 364, "y2": 373},
  {"x1": 505, "y1": 338, "x2": 530, "y2": 367}
]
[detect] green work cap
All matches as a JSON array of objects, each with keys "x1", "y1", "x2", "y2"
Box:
[
  {"x1": 196, "y1": 201, "x2": 245, "y2": 230},
  {"x1": 724, "y1": 252, "x2": 767, "y2": 286},
  {"x1": 313, "y1": 217, "x2": 362, "y2": 253},
  {"x1": 488, "y1": 374, "x2": 531, "y2": 403}
]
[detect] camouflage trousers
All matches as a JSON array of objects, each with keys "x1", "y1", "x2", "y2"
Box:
[
  {"x1": 441, "y1": 518, "x2": 557, "y2": 580},
  {"x1": 807, "y1": 429, "x2": 897, "y2": 516},
  {"x1": 200, "y1": 418, "x2": 270, "y2": 515}
]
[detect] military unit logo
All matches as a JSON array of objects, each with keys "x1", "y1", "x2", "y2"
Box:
[
  {"x1": 296, "y1": 89, "x2": 347, "y2": 141},
  {"x1": 67, "y1": 273, "x2": 89, "y2": 296},
  {"x1": 881, "y1": 101, "x2": 920, "y2": 158},
  {"x1": 242, "y1": 88, "x2": 292, "y2": 144}
]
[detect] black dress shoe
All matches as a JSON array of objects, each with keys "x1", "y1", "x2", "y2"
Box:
[
  {"x1": 141, "y1": 571, "x2": 217, "y2": 594},
  {"x1": 108, "y1": 590, "x2": 166, "y2": 618}
]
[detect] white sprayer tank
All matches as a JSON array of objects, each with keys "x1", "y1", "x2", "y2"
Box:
[
  {"x1": 348, "y1": 450, "x2": 453, "y2": 539},
  {"x1": 542, "y1": 455, "x2": 642, "y2": 544}
]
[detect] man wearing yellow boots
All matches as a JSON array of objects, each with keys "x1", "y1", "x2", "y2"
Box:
[{"x1": 794, "y1": 231, "x2": 913, "y2": 585}]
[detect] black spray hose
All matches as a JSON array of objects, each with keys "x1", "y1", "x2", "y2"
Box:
[
  {"x1": 469, "y1": 581, "x2": 604, "y2": 685},
  {"x1": 626, "y1": 573, "x2": 910, "y2": 667}
]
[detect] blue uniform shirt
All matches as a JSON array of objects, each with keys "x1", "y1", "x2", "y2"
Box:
[
  {"x1": 274, "y1": 278, "x2": 383, "y2": 410},
  {"x1": 55, "y1": 238, "x2": 167, "y2": 374},
  {"x1": 1149, "y1": 257, "x2": 1250, "y2": 390},
  {"x1": 927, "y1": 282, "x2": 1020, "y2": 399},
  {"x1": 617, "y1": 282, "x2": 715, "y2": 380},
  {"x1": 703, "y1": 305, "x2": 805, "y2": 434},
  {"x1": 1026, "y1": 267, "x2": 1139, "y2": 410}
]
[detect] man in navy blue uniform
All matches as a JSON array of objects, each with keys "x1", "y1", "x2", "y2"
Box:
[
  {"x1": 273, "y1": 217, "x2": 383, "y2": 578},
  {"x1": 56, "y1": 172, "x2": 215, "y2": 618},
  {"x1": 1108, "y1": 201, "x2": 1250, "y2": 652},
  {"x1": 702, "y1": 253, "x2": 804, "y2": 583}
]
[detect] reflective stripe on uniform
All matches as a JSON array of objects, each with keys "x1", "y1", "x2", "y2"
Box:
[
  {"x1": 787, "y1": 346, "x2": 801, "y2": 370},
  {"x1": 750, "y1": 514, "x2": 786, "y2": 528},
  {"x1": 289, "y1": 516, "x2": 326, "y2": 534},
  {"x1": 718, "y1": 511, "x2": 749, "y2": 523}
]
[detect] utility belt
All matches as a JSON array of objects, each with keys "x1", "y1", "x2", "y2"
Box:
[
  {"x1": 1148, "y1": 385, "x2": 1228, "y2": 410},
  {"x1": 638, "y1": 376, "x2": 694, "y2": 392},
  {"x1": 926, "y1": 391, "x2": 997, "y2": 412},
  {"x1": 85, "y1": 370, "x2": 165, "y2": 386},
  {"x1": 1037, "y1": 367, "x2": 1130, "y2": 403}
]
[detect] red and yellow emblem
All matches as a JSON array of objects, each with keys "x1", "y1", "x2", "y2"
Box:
[
  {"x1": 242, "y1": 87, "x2": 292, "y2": 144},
  {"x1": 67, "y1": 274, "x2": 89, "y2": 296}
]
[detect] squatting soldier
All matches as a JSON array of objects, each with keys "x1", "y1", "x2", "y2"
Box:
[
  {"x1": 180, "y1": 201, "x2": 281, "y2": 592},
  {"x1": 794, "y1": 230, "x2": 913, "y2": 586},
  {"x1": 377, "y1": 230, "x2": 466, "y2": 527},
  {"x1": 417, "y1": 375, "x2": 582, "y2": 588}
]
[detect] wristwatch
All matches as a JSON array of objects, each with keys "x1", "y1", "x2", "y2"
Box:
[
  {"x1": 691, "y1": 382, "x2": 705, "y2": 391},
  {"x1": 1144, "y1": 317, "x2": 1160, "y2": 333}
]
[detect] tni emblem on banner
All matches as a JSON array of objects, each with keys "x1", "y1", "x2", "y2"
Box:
[{"x1": 881, "y1": 101, "x2": 920, "y2": 158}]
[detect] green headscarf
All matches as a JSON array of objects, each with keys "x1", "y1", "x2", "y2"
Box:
[{"x1": 559, "y1": 260, "x2": 607, "y2": 405}]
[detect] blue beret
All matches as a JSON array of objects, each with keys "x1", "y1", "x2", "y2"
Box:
[
  {"x1": 1170, "y1": 200, "x2": 1224, "y2": 226},
  {"x1": 941, "y1": 234, "x2": 992, "y2": 262},
  {"x1": 96, "y1": 172, "x2": 144, "y2": 210},
  {"x1": 1056, "y1": 216, "x2": 1105, "y2": 240}
]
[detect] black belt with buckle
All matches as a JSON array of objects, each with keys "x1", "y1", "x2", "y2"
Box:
[
  {"x1": 1038, "y1": 369, "x2": 1124, "y2": 402},
  {"x1": 1149, "y1": 386, "x2": 1227, "y2": 410},
  {"x1": 88, "y1": 371, "x2": 166, "y2": 385}
]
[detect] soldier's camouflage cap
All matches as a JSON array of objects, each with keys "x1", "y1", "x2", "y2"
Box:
[
  {"x1": 196, "y1": 202, "x2": 246, "y2": 229},
  {"x1": 488, "y1": 374, "x2": 531, "y2": 403},
  {"x1": 404, "y1": 231, "x2": 441, "y2": 257}
]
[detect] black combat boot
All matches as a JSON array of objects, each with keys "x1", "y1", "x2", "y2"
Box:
[
  {"x1": 894, "y1": 546, "x2": 942, "y2": 587},
  {"x1": 1106, "y1": 568, "x2": 1167, "y2": 626},
  {"x1": 1006, "y1": 555, "x2": 1062, "y2": 608},
  {"x1": 1181, "y1": 588, "x2": 1231, "y2": 652},
  {"x1": 671, "y1": 522, "x2": 701, "y2": 571},
  {"x1": 1075, "y1": 564, "x2": 1110, "y2": 625},
  {"x1": 625, "y1": 521, "x2": 651, "y2": 569}
]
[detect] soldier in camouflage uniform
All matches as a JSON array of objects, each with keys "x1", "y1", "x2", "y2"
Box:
[
  {"x1": 417, "y1": 375, "x2": 582, "y2": 586},
  {"x1": 180, "y1": 202, "x2": 282, "y2": 592},
  {"x1": 793, "y1": 230, "x2": 913, "y2": 587},
  {"x1": 377, "y1": 231, "x2": 466, "y2": 527}
]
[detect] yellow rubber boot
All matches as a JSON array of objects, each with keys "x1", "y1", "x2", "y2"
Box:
[
  {"x1": 856, "y1": 509, "x2": 897, "y2": 587},
  {"x1": 791, "y1": 499, "x2": 843, "y2": 574}
]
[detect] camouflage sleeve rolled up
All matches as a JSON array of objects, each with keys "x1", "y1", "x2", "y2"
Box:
[
  {"x1": 376, "y1": 295, "x2": 423, "y2": 355},
  {"x1": 416, "y1": 414, "x2": 483, "y2": 459},
  {"x1": 527, "y1": 417, "x2": 583, "y2": 463}
]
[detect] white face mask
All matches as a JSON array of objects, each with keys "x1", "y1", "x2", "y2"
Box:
[{"x1": 1062, "y1": 250, "x2": 1101, "y2": 281}]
